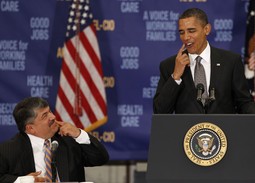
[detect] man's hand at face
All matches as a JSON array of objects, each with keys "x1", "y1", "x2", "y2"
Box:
[
  {"x1": 173, "y1": 44, "x2": 190, "y2": 80},
  {"x1": 56, "y1": 121, "x2": 81, "y2": 138}
]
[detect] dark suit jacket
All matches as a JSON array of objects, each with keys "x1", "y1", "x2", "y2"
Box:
[
  {"x1": 153, "y1": 46, "x2": 255, "y2": 114},
  {"x1": 0, "y1": 132, "x2": 109, "y2": 183}
]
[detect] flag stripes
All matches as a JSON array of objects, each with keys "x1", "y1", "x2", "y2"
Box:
[{"x1": 55, "y1": 0, "x2": 107, "y2": 131}]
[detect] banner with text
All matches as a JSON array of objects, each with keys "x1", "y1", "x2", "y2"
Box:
[{"x1": 0, "y1": 0, "x2": 250, "y2": 160}]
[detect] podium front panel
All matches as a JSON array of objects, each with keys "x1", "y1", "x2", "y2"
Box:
[{"x1": 146, "y1": 114, "x2": 255, "y2": 183}]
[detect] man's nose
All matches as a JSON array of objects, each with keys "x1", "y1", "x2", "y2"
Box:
[
  {"x1": 49, "y1": 112, "x2": 56, "y2": 119},
  {"x1": 183, "y1": 32, "x2": 190, "y2": 40}
]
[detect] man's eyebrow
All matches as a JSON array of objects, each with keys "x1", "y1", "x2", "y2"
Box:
[
  {"x1": 179, "y1": 27, "x2": 196, "y2": 32},
  {"x1": 41, "y1": 111, "x2": 48, "y2": 119},
  {"x1": 187, "y1": 28, "x2": 196, "y2": 31}
]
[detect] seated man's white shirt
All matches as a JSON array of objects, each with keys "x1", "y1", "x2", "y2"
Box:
[{"x1": 14, "y1": 129, "x2": 90, "y2": 183}]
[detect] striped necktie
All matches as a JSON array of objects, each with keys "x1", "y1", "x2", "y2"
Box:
[
  {"x1": 44, "y1": 139, "x2": 52, "y2": 182},
  {"x1": 194, "y1": 56, "x2": 208, "y2": 103}
]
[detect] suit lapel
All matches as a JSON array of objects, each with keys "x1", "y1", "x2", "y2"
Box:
[
  {"x1": 19, "y1": 133, "x2": 36, "y2": 174},
  {"x1": 183, "y1": 66, "x2": 195, "y2": 89},
  {"x1": 210, "y1": 47, "x2": 222, "y2": 89},
  {"x1": 183, "y1": 66, "x2": 204, "y2": 112}
]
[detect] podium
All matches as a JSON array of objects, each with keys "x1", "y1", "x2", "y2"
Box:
[{"x1": 146, "y1": 114, "x2": 255, "y2": 183}]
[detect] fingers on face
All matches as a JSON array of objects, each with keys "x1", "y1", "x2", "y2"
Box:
[
  {"x1": 177, "y1": 44, "x2": 186, "y2": 56},
  {"x1": 58, "y1": 124, "x2": 71, "y2": 136},
  {"x1": 179, "y1": 52, "x2": 189, "y2": 64},
  {"x1": 55, "y1": 120, "x2": 64, "y2": 126}
]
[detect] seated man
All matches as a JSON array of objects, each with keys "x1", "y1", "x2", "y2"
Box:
[{"x1": 0, "y1": 97, "x2": 109, "y2": 183}]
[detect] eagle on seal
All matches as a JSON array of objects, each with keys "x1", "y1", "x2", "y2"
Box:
[{"x1": 197, "y1": 133, "x2": 215, "y2": 156}]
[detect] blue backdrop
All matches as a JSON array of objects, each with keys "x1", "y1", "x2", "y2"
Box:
[{"x1": 0, "y1": 0, "x2": 250, "y2": 160}]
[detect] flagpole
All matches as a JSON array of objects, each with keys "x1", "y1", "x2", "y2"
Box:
[{"x1": 74, "y1": 0, "x2": 82, "y2": 116}]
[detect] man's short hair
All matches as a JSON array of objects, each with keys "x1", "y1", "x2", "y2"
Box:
[
  {"x1": 13, "y1": 97, "x2": 49, "y2": 132},
  {"x1": 179, "y1": 8, "x2": 209, "y2": 26}
]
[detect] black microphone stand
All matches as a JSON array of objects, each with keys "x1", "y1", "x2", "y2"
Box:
[
  {"x1": 197, "y1": 100, "x2": 208, "y2": 114},
  {"x1": 204, "y1": 99, "x2": 209, "y2": 114},
  {"x1": 203, "y1": 88, "x2": 216, "y2": 114},
  {"x1": 196, "y1": 88, "x2": 216, "y2": 114},
  {"x1": 51, "y1": 154, "x2": 57, "y2": 182}
]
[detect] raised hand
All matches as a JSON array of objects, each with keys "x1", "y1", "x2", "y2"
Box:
[{"x1": 172, "y1": 44, "x2": 190, "y2": 80}]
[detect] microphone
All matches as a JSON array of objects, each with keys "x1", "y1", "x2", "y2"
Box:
[
  {"x1": 203, "y1": 87, "x2": 216, "y2": 114},
  {"x1": 209, "y1": 87, "x2": 216, "y2": 101},
  {"x1": 51, "y1": 140, "x2": 59, "y2": 153},
  {"x1": 196, "y1": 83, "x2": 204, "y2": 102},
  {"x1": 51, "y1": 140, "x2": 58, "y2": 182}
]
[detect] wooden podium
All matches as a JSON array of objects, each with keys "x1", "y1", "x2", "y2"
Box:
[{"x1": 146, "y1": 114, "x2": 255, "y2": 183}]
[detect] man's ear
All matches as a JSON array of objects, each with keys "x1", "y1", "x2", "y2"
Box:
[
  {"x1": 25, "y1": 124, "x2": 35, "y2": 134},
  {"x1": 204, "y1": 23, "x2": 211, "y2": 36}
]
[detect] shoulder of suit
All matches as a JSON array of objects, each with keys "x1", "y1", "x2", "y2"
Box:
[
  {"x1": 0, "y1": 133, "x2": 29, "y2": 152},
  {"x1": 53, "y1": 133, "x2": 77, "y2": 145},
  {"x1": 160, "y1": 55, "x2": 177, "y2": 65},
  {"x1": 211, "y1": 46, "x2": 240, "y2": 58}
]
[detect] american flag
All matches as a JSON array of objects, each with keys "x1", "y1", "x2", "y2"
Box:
[
  {"x1": 55, "y1": 0, "x2": 107, "y2": 131},
  {"x1": 244, "y1": 0, "x2": 255, "y2": 95}
]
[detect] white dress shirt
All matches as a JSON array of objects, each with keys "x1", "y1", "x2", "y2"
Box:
[
  {"x1": 173, "y1": 42, "x2": 211, "y2": 93},
  {"x1": 189, "y1": 42, "x2": 211, "y2": 93},
  {"x1": 14, "y1": 129, "x2": 90, "y2": 183}
]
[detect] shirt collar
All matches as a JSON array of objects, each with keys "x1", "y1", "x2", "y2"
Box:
[
  {"x1": 189, "y1": 42, "x2": 211, "y2": 65},
  {"x1": 27, "y1": 133, "x2": 50, "y2": 151}
]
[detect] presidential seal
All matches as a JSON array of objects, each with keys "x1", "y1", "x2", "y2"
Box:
[{"x1": 183, "y1": 122, "x2": 227, "y2": 166}]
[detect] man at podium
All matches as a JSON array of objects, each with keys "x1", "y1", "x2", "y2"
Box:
[{"x1": 153, "y1": 8, "x2": 255, "y2": 114}]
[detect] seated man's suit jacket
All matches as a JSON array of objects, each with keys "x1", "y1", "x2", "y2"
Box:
[{"x1": 0, "y1": 132, "x2": 109, "y2": 183}]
